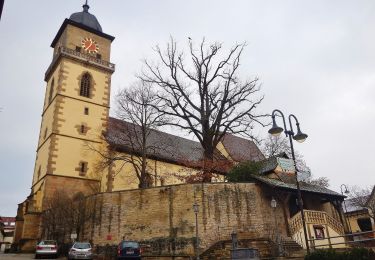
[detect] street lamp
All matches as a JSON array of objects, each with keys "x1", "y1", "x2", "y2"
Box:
[
  {"x1": 340, "y1": 184, "x2": 352, "y2": 233},
  {"x1": 268, "y1": 109, "x2": 310, "y2": 254},
  {"x1": 193, "y1": 202, "x2": 200, "y2": 260}
]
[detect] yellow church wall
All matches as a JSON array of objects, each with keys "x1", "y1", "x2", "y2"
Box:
[
  {"x1": 56, "y1": 97, "x2": 108, "y2": 141},
  {"x1": 54, "y1": 24, "x2": 112, "y2": 62},
  {"x1": 38, "y1": 100, "x2": 56, "y2": 148},
  {"x1": 32, "y1": 138, "x2": 51, "y2": 186},
  {"x1": 111, "y1": 155, "x2": 225, "y2": 191},
  {"x1": 52, "y1": 135, "x2": 103, "y2": 180},
  {"x1": 59, "y1": 58, "x2": 111, "y2": 107},
  {"x1": 42, "y1": 64, "x2": 61, "y2": 111}
]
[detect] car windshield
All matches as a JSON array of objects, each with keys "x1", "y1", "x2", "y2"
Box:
[
  {"x1": 121, "y1": 241, "x2": 139, "y2": 248},
  {"x1": 73, "y1": 242, "x2": 91, "y2": 249},
  {"x1": 40, "y1": 240, "x2": 56, "y2": 245}
]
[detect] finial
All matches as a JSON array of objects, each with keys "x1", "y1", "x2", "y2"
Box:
[{"x1": 83, "y1": 0, "x2": 89, "y2": 12}]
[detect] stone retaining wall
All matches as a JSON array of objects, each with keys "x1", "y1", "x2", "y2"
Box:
[{"x1": 78, "y1": 182, "x2": 285, "y2": 256}]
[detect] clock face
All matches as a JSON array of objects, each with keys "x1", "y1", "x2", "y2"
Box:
[{"x1": 81, "y1": 37, "x2": 99, "y2": 54}]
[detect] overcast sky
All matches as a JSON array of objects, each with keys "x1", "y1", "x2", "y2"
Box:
[{"x1": 0, "y1": 0, "x2": 374, "y2": 216}]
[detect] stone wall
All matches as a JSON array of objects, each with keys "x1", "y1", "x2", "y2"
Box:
[{"x1": 78, "y1": 182, "x2": 285, "y2": 256}]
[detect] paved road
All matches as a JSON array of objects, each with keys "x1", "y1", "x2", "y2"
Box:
[{"x1": 0, "y1": 254, "x2": 65, "y2": 259}]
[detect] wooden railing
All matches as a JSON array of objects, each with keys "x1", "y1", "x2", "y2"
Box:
[{"x1": 289, "y1": 210, "x2": 344, "y2": 236}]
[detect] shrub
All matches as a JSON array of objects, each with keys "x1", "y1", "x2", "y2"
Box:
[
  {"x1": 305, "y1": 248, "x2": 375, "y2": 260},
  {"x1": 226, "y1": 161, "x2": 263, "y2": 182}
]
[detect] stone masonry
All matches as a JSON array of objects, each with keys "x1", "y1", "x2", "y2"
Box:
[{"x1": 77, "y1": 182, "x2": 286, "y2": 256}]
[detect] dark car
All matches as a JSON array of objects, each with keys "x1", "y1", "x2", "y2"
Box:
[{"x1": 117, "y1": 241, "x2": 141, "y2": 259}]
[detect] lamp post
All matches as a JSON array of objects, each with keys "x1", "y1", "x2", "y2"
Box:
[
  {"x1": 340, "y1": 184, "x2": 352, "y2": 233},
  {"x1": 193, "y1": 202, "x2": 200, "y2": 260},
  {"x1": 271, "y1": 197, "x2": 283, "y2": 256},
  {"x1": 268, "y1": 109, "x2": 310, "y2": 254}
]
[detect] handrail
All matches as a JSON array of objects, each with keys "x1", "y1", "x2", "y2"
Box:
[{"x1": 309, "y1": 230, "x2": 375, "y2": 249}]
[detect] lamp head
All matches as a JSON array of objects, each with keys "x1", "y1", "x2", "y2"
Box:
[
  {"x1": 271, "y1": 197, "x2": 277, "y2": 208},
  {"x1": 293, "y1": 130, "x2": 308, "y2": 143},
  {"x1": 268, "y1": 117, "x2": 283, "y2": 137},
  {"x1": 193, "y1": 202, "x2": 199, "y2": 213},
  {"x1": 293, "y1": 124, "x2": 308, "y2": 143}
]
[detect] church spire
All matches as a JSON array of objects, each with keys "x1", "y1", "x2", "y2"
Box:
[{"x1": 83, "y1": 0, "x2": 89, "y2": 13}]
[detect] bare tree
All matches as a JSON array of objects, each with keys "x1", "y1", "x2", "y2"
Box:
[
  {"x1": 261, "y1": 135, "x2": 330, "y2": 187},
  {"x1": 93, "y1": 81, "x2": 167, "y2": 189},
  {"x1": 41, "y1": 190, "x2": 95, "y2": 242},
  {"x1": 41, "y1": 190, "x2": 73, "y2": 242},
  {"x1": 349, "y1": 186, "x2": 375, "y2": 222},
  {"x1": 140, "y1": 38, "x2": 265, "y2": 181},
  {"x1": 261, "y1": 135, "x2": 310, "y2": 173}
]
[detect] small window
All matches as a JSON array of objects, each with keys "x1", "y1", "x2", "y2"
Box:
[
  {"x1": 37, "y1": 166, "x2": 41, "y2": 179},
  {"x1": 80, "y1": 73, "x2": 91, "y2": 98},
  {"x1": 80, "y1": 125, "x2": 85, "y2": 134},
  {"x1": 44, "y1": 128, "x2": 48, "y2": 139},
  {"x1": 76, "y1": 46, "x2": 82, "y2": 52},
  {"x1": 96, "y1": 53, "x2": 102, "y2": 59},
  {"x1": 48, "y1": 78, "x2": 54, "y2": 103},
  {"x1": 84, "y1": 107, "x2": 89, "y2": 115},
  {"x1": 313, "y1": 226, "x2": 325, "y2": 239},
  {"x1": 79, "y1": 162, "x2": 87, "y2": 176}
]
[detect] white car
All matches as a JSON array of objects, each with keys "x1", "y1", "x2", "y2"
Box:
[
  {"x1": 68, "y1": 242, "x2": 93, "y2": 260},
  {"x1": 35, "y1": 240, "x2": 58, "y2": 259}
]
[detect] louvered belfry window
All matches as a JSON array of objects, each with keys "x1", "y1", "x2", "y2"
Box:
[{"x1": 80, "y1": 73, "x2": 91, "y2": 98}]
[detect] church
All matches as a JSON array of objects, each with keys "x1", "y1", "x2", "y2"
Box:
[{"x1": 14, "y1": 3, "x2": 349, "y2": 258}]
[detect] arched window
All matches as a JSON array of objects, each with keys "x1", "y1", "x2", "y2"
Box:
[
  {"x1": 80, "y1": 73, "x2": 91, "y2": 98},
  {"x1": 48, "y1": 78, "x2": 54, "y2": 103}
]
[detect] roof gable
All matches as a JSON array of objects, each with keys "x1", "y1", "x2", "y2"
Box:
[{"x1": 220, "y1": 133, "x2": 265, "y2": 162}]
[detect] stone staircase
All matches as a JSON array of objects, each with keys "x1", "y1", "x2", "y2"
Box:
[
  {"x1": 200, "y1": 235, "x2": 306, "y2": 260},
  {"x1": 201, "y1": 237, "x2": 273, "y2": 259},
  {"x1": 281, "y1": 237, "x2": 306, "y2": 258}
]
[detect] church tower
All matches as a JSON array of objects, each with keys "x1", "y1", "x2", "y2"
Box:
[{"x1": 14, "y1": 3, "x2": 115, "y2": 250}]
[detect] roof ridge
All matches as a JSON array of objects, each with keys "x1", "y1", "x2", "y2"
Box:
[{"x1": 109, "y1": 117, "x2": 202, "y2": 146}]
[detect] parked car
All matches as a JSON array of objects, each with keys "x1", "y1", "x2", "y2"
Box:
[
  {"x1": 68, "y1": 242, "x2": 93, "y2": 260},
  {"x1": 35, "y1": 240, "x2": 58, "y2": 259},
  {"x1": 117, "y1": 241, "x2": 141, "y2": 259}
]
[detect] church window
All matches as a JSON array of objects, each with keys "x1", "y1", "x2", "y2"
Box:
[
  {"x1": 80, "y1": 124, "x2": 86, "y2": 134},
  {"x1": 44, "y1": 128, "x2": 48, "y2": 139},
  {"x1": 80, "y1": 73, "x2": 91, "y2": 98},
  {"x1": 84, "y1": 107, "x2": 89, "y2": 115},
  {"x1": 48, "y1": 78, "x2": 54, "y2": 103}
]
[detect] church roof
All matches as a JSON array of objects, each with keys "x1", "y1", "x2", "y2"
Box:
[
  {"x1": 221, "y1": 133, "x2": 265, "y2": 162},
  {"x1": 105, "y1": 117, "x2": 263, "y2": 173},
  {"x1": 69, "y1": 3, "x2": 102, "y2": 32}
]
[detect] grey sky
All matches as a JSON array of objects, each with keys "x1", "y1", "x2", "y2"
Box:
[{"x1": 0, "y1": 0, "x2": 374, "y2": 216}]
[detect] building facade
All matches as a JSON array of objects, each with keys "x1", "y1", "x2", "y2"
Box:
[{"x1": 14, "y1": 3, "x2": 349, "y2": 256}]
